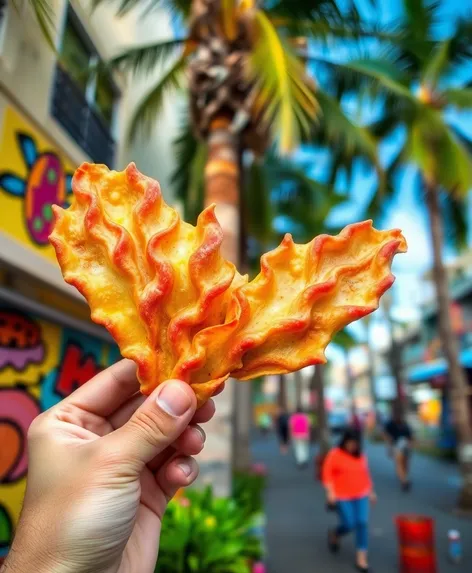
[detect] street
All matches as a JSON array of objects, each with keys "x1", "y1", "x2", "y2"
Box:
[{"x1": 252, "y1": 435, "x2": 472, "y2": 572}]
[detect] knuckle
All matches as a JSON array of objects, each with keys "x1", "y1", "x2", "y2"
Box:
[
  {"x1": 129, "y1": 407, "x2": 169, "y2": 448},
  {"x1": 27, "y1": 412, "x2": 47, "y2": 441}
]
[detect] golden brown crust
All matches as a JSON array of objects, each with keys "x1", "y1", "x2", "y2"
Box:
[{"x1": 50, "y1": 163, "x2": 407, "y2": 405}]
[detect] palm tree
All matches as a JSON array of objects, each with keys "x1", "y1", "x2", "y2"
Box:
[
  {"x1": 312, "y1": 365, "x2": 329, "y2": 457},
  {"x1": 314, "y1": 0, "x2": 472, "y2": 506},
  {"x1": 106, "y1": 0, "x2": 385, "y2": 261},
  {"x1": 382, "y1": 291, "x2": 406, "y2": 418},
  {"x1": 362, "y1": 315, "x2": 378, "y2": 412}
]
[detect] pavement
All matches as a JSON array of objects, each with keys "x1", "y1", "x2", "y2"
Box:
[{"x1": 252, "y1": 433, "x2": 472, "y2": 573}]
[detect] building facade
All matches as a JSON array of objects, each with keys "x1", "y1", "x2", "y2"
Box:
[{"x1": 0, "y1": 0, "x2": 233, "y2": 560}]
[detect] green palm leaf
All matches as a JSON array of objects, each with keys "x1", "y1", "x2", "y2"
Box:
[
  {"x1": 309, "y1": 56, "x2": 414, "y2": 101},
  {"x1": 443, "y1": 88, "x2": 472, "y2": 110},
  {"x1": 244, "y1": 160, "x2": 273, "y2": 247},
  {"x1": 19, "y1": 0, "x2": 57, "y2": 51},
  {"x1": 249, "y1": 11, "x2": 318, "y2": 154},
  {"x1": 171, "y1": 118, "x2": 206, "y2": 224},
  {"x1": 404, "y1": 107, "x2": 472, "y2": 196},
  {"x1": 422, "y1": 39, "x2": 451, "y2": 88},
  {"x1": 315, "y1": 91, "x2": 379, "y2": 162},
  {"x1": 110, "y1": 38, "x2": 188, "y2": 76},
  {"x1": 403, "y1": 0, "x2": 437, "y2": 45},
  {"x1": 332, "y1": 328, "x2": 357, "y2": 350},
  {"x1": 91, "y1": 0, "x2": 191, "y2": 18},
  {"x1": 127, "y1": 55, "x2": 187, "y2": 142}
]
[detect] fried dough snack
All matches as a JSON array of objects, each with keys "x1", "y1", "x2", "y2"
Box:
[{"x1": 50, "y1": 163, "x2": 407, "y2": 405}]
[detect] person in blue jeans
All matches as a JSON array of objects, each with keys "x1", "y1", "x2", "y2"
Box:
[{"x1": 323, "y1": 429, "x2": 377, "y2": 572}]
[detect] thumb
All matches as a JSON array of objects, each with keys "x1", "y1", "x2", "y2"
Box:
[{"x1": 104, "y1": 380, "x2": 196, "y2": 466}]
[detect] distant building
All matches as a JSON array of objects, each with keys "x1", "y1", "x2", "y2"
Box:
[{"x1": 389, "y1": 257, "x2": 472, "y2": 449}]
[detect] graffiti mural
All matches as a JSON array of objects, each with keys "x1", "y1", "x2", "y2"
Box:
[
  {"x1": 0, "y1": 133, "x2": 73, "y2": 245},
  {"x1": 0, "y1": 306, "x2": 119, "y2": 560},
  {"x1": 0, "y1": 105, "x2": 75, "y2": 257}
]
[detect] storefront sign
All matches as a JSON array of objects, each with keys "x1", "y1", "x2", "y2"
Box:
[
  {"x1": 0, "y1": 105, "x2": 75, "y2": 262},
  {"x1": 0, "y1": 304, "x2": 119, "y2": 560}
]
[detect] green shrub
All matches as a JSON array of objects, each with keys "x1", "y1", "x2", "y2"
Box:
[
  {"x1": 232, "y1": 470, "x2": 266, "y2": 521},
  {"x1": 156, "y1": 487, "x2": 263, "y2": 573}
]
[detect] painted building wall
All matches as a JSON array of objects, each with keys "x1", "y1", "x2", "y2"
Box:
[
  {"x1": 0, "y1": 304, "x2": 120, "y2": 560},
  {"x1": 0, "y1": 0, "x2": 232, "y2": 519}
]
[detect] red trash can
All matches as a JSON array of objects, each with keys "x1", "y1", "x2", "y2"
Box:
[{"x1": 396, "y1": 515, "x2": 437, "y2": 573}]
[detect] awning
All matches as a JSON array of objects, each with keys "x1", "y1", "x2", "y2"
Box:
[{"x1": 407, "y1": 347, "x2": 472, "y2": 383}]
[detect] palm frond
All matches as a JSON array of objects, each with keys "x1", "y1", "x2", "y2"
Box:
[
  {"x1": 266, "y1": 156, "x2": 344, "y2": 240},
  {"x1": 127, "y1": 55, "x2": 187, "y2": 142},
  {"x1": 244, "y1": 159, "x2": 274, "y2": 247},
  {"x1": 332, "y1": 328, "x2": 357, "y2": 350},
  {"x1": 403, "y1": 0, "x2": 439, "y2": 45},
  {"x1": 316, "y1": 91, "x2": 379, "y2": 161},
  {"x1": 447, "y1": 17, "x2": 472, "y2": 68},
  {"x1": 405, "y1": 107, "x2": 472, "y2": 196},
  {"x1": 422, "y1": 39, "x2": 451, "y2": 88},
  {"x1": 171, "y1": 117, "x2": 206, "y2": 224},
  {"x1": 91, "y1": 0, "x2": 191, "y2": 19},
  {"x1": 307, "y1": 55, "x2": 415, "y2": 102},
  {"x1": 22, "y1": 0, "x2": 57, "y2": 51},
  {"x1": 309, "y1": 90, "x2": 385, "y2": 193},
  {"x1": 110, "y1": 38, "x2": 189, "y2": 77},
  {"x1": 443, "y1": 88, "x2": 472, "y2": 110},
  {"x1": 250, "y1": 11, "x2": 318, "y2": 154},
  {"x1": 367, "y1": 112, "x2": 401, "y2": 139},
  {"x1": 267, "y1": 0, "x2": 342, "y2": 23}
]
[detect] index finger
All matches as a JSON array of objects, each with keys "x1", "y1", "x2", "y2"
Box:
[{"x1": 59, "y1": 359, "x2": 139, "y2": 417}]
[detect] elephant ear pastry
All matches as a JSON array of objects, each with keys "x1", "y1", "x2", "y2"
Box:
[{"x1": 50, "y1": 163, "x2": 407, "y2": 405}]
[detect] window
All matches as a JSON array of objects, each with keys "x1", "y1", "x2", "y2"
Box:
[
  {"x1": 0, "y1": 0, "x2": 7, "y2": 53},
  {"x1": 61, "y1": 19, "x2": 91, "y2": 94},
  {"x1": 51, "y1": 8, "x2": 119, "y2": 165}
]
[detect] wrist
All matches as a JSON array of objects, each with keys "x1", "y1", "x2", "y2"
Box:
[{"x1": 2, "y1": 546, "x2": 66, "y2": 573}]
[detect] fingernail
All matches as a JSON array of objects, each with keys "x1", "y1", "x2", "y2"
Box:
[
  {"x1": 194, "y1": 426, "x2": 206, "y2": 444},
  {"x1": 157, "y1": 382, "x2": 192, "y2": 416},
  {"x1": 178, "y1": 460, "x2": 193, "y2": 477}
]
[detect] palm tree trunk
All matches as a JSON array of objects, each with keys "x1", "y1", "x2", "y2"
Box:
[
  {"x1": 313, "y1": 365, "x2": 330, "y2": 456},
  {"x1": 425, "y1": 181, "x2": 472, "y2": 509},
  {"x1": 345, "y1": 349, "x2": 356, "y2": 417},
  {"x1": 364, "y1": 318, "x2": 378, "y2": 411},
  {"x1": 204, "y1": 117, "x2": 240, "y2": 263},
  {"x1": 204, "y1": 116, "x2": 252, "y2": 473},
  {"x1": 383, "y1": 297, "x2": 405, "y2": 418},
  {"x1": 278, "y1": 374, "x2": 288, "y2": 410},
  {"x1": 366, "y1": 342, "x2": 378, "y2": 410},
  {"x1": 294, "y1": 369, "x2": 303, "y2": 410}
]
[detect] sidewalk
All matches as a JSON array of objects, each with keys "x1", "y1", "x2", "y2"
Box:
[{"x1": 252, "y1": 434, "x2": 472, "y2": 572}]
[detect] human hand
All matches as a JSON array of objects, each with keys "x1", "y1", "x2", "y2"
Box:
[
  {"x1": 326, "y1": 490, "x2": 337, "y2": 506},
  {"x1": 370, "y1": 492, "x2": 378, "y2": 505},
  {"x1": 2, "y1": 359, "x2": 219, "y2": 573}
]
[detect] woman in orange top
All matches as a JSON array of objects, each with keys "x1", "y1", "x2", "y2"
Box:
[{"x1": 322, "y1": 429, "x2": 377, "y2": 572}]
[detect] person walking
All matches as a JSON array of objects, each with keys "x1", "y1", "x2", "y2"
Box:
[
  {"x1": 289, "y1": 408, "x2": 311, "y2": 468},
  {"x1": 258, "y1": 411, "x2": 272, "y2": 435},
  {"x1": 384, "y1": 408, "x2": 414, "y2": 491},
  {"x1": 275, "y1": 406, "x2": 290, "y2": 454},
  {"x1": 323, "y1": 428, "x2": 377, "y2": 572}
]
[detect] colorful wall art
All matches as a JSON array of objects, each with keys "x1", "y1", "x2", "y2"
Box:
[
  {"x1": 0, "y1": 306, "x2": 120, "y2": 561},
  {"x1": 0, "y1": 105, "x2": 75, "y2": 258}
]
